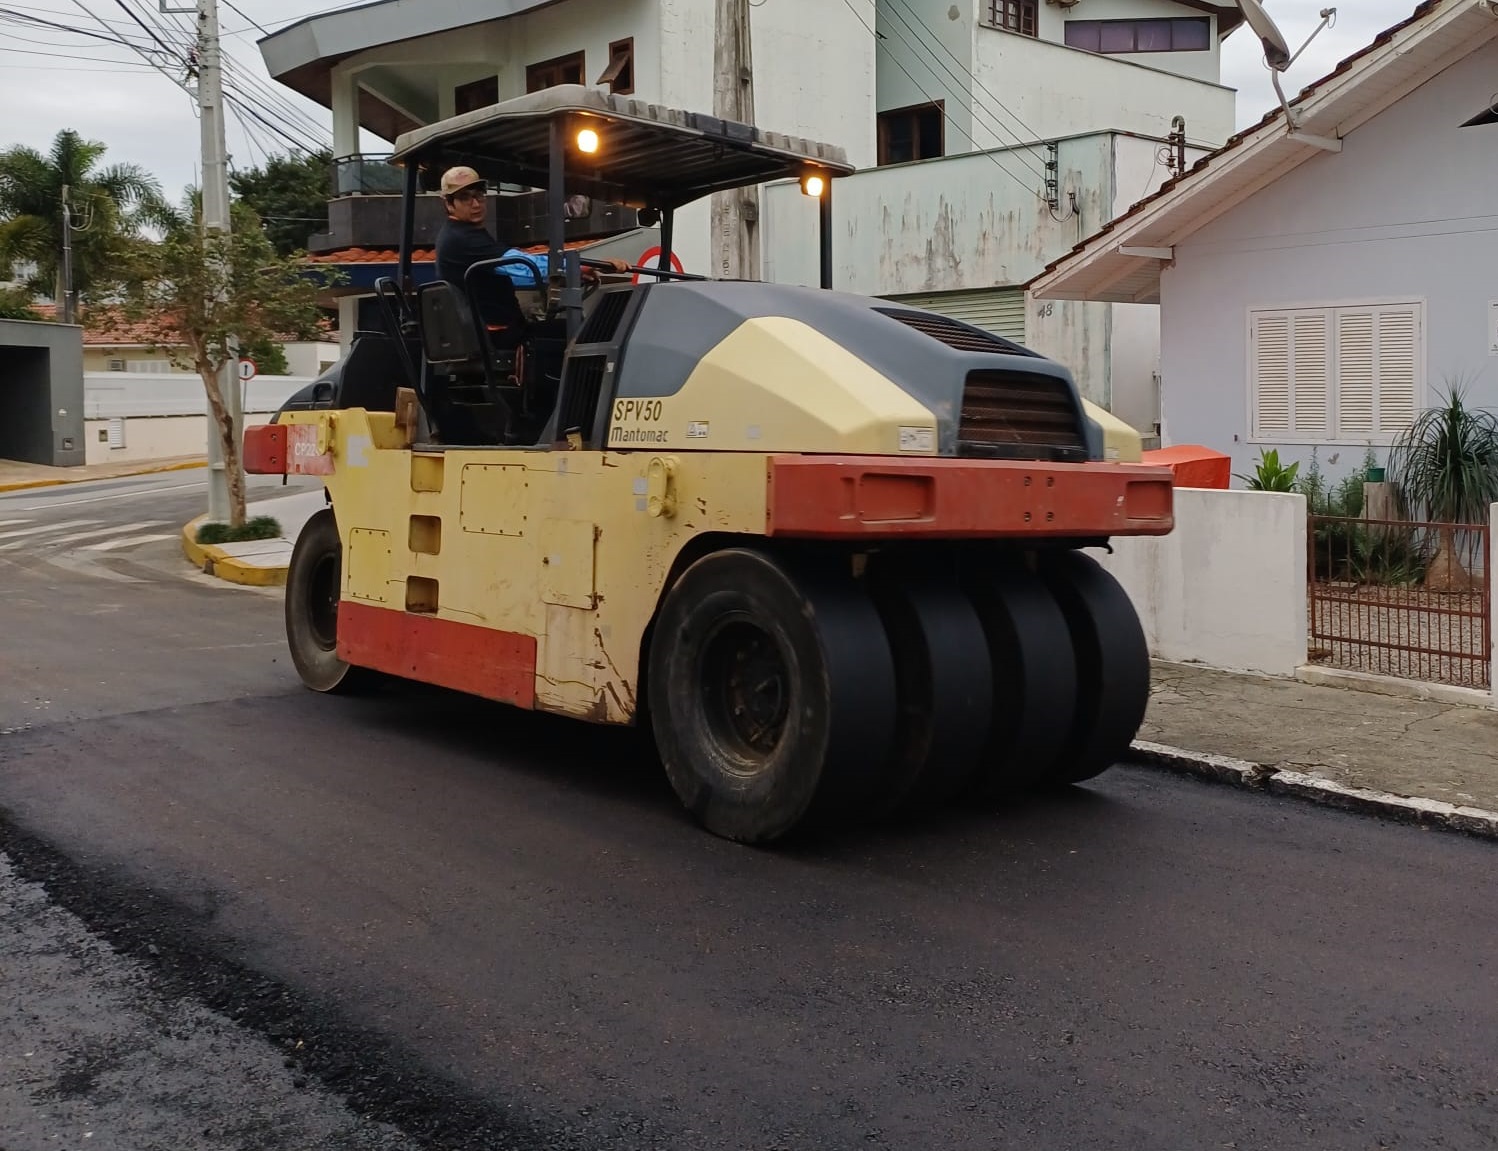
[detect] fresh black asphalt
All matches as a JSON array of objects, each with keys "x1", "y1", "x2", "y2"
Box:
[{"x1": 2, "y1": 473, "x2": 1495, "y2": 1150}]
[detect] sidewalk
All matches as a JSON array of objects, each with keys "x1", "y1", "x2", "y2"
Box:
[
  {"x1": 183, "y1": 496, "x2": 1498, "y2": 838},
  {"x1": 0, "y1": 454, "x2": 205, "y2": 493},
  {"x1": 180, "y1": 488, "x2": 327, "y2": 588}
]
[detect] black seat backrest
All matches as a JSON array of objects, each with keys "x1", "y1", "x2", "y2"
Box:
[{"x1": 417, "y1": 282, "x2": 486, "y2": 370}]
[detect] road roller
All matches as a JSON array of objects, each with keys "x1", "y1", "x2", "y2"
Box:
[{"x1": 245, "y1": 85, "x2": 1174, "y2": 842}]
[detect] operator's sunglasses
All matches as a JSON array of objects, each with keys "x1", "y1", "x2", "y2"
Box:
[{"x1": 448, "y1": 185, "x2": 487, "y2": 202}]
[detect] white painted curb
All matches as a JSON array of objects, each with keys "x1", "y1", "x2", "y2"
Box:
[{"x1": 1127, "y1": 740, "x2": 1498, "y2": 842}]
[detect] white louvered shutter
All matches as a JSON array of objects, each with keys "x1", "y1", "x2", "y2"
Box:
[
  {"x1": 1336, "y1": 311, "x2": 1376, "y2": 436},
  {"x1": 1291, "y1": 312, "x2": 1330, "y2": 436},
  {"x1": 1252, "y1": 314, "x2": 1291, "y2": 436},
  {"x1": 1374, "y1": 306, "x2": 1419, "y2": 435}
]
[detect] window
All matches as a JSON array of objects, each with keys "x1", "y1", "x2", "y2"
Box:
[
  {"x1": 987, "y1": 0, "x2": 1037, "y2": 36},
  {"x1": 526, "y1": 51, "x2": 585, "y2": 93},
  {"x1": 1250, "y1": 303, "x2": 1422, "y2": 443},
  {"x1": 596, "y1": 38, "x2": 634, "y2": 95},
  {"x1": 454, "y1": 76, "x2": 498, "y2": 115},
  {"x1": 1065, "y1": 18, "x2": 1211, "y2": 54},
  {"x1": 877, "y1": 101, "x2": 944, "y2": 166},
  {"x1": 107, "y1": 358, "x2": 126, "y2": 372}
]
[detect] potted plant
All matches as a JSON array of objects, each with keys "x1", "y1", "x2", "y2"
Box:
[{"x1": 1387, "y1": 384, "x2": 1498, "y2": 591}]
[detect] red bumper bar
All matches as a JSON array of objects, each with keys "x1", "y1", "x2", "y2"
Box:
[
  {"x1": 765, "y1": 454, "x2": 1174, "y2": 540},
  {"x1": 244, "y1": 423, "x2": 333, "y2": 476}
]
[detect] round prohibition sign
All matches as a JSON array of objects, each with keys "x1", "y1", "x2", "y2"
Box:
[
  {"x1": 237, "y1": 358, "x2": 258, "y2": 382},
  {"x1": 632, "y1": 247, "x2": 686, "y2": 283}
]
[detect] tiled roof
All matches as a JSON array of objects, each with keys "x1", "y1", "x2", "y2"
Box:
[
  {"x1": 305, "y1": 247, "x2": 435, "y2": 264},
  {"x1": 27, "y1": 303, "x2": 336, "y2": 346},
  {"x1": 302, "y1": 237, "x2": 597, "y2": 265},
  {"x1": 1027, "y1": 0, "x2": 1483, "y2": 301}
]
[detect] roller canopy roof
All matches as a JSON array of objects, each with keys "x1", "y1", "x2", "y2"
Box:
[{"x1": 391, "y1": 85, "x2": 853, "y2": 209}]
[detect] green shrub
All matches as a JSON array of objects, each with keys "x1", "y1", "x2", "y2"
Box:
[
  {"x1": 196, "y1": 515, "x2": 281, "y2": 545},
  {"x1": 1237, "y1": 447, "x2": 1299, "y2": 491}
]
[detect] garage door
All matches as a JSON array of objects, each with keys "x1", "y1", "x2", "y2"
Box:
[{"x1": 882, "y1": 288, "x2": 1027, "y2": 343}]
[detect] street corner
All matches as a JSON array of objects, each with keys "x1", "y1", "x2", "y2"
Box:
[{"x1": 179, "y1": 517, "x2": 290, "y2": 588}]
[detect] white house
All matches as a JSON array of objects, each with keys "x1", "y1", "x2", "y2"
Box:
[
  {"x1": 1029, "y1": 0, "x2": 1498, "y2": 481},
  {"x1": 258, "y1": 0, "x2": 1249, "y2": 433}
]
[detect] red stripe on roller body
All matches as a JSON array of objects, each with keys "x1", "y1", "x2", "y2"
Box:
[{"x1": 337, "y1": 602, "x2": 538, "y2": 709}]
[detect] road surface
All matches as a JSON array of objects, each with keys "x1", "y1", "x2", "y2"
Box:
[{"x1": 1, "y1": 470, "x2": 1496, "y2": 1150}]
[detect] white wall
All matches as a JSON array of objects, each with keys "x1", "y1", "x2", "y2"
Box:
[
  {"x1": 1157, "y1": 44, "x2": 1498, "y2": 483},
  {"x1": 84, "y1": 414, "x2": 273, "y2": 466},
  {"x1": 971, "y1": 25, "x2": 1234, "y2": 148},
  {"x1": 1096, "y1": 488, "x2": 1308, "y2": 676},
  {"x1": 84, "y1": 373, "x2": 314, "y2": 418},
  {"x1": 82, "y1": 372, "x2": 311, "y2": 466},
  {"x1": 762, "y1": 132, "x2": 1113, "y2": 292}
]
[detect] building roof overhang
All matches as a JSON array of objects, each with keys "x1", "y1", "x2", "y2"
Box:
[
  {"x1": 258, "y1": 0, "x2": 560, "y2": 114},
  {"x1": 1028, "y1": 0, "x2": 1498, "y2": 305}
]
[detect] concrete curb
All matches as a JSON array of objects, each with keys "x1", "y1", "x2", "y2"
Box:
[
  {"x1": 0, "y1": 458, "x2": 207, "y2": 494},
  {"x1": 180, "y1": 518, "x2": 288, "y2": 588},
  {"x1": 1128, "y1": 739, "x2": 1498, "y2": 843}
]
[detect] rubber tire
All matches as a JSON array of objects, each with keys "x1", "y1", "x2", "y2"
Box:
[
  {"x1": 868, "y1": 565, "x2": 994, "y2": 813},
  {"x1": 964, "y1": 563, "x2": 1079, "y2": 795},
  {"x1": 285, "y1": 508, "x2": 374, "y2": 694},
  {"x1": 647, "y1": 548, "x2": 896, "y2": 844},
  {"x1": 1039, "y1": 549, "x2": 1151, "y2": 785}
]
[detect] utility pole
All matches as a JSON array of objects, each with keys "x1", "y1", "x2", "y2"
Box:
[
  {"x1": 167, "y1": 0, "x2": 240, "y2": 523},
  {"x1": 712, "y1": 0, "x2": 760, "y2": 281},
  {"x1": 60, "y1": 185, "x2": 75, "y2": 325}
]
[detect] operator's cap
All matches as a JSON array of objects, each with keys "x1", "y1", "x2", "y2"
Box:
[{"x1": 440, "y1": 165, "x2": 485, "y2": 197}]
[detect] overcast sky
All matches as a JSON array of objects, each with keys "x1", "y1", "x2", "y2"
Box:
[{"x1": 0, "y1": 0, "x2": 1416, "y2": 201}]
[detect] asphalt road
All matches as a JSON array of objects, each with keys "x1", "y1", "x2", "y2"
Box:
[{"x1": 2, "y1": 471, "x2": 1497, "y2": 1150}]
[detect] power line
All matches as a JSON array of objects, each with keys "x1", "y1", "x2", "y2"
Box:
[
  {"x1": 880, "y1": 0, "x2": 1047, "y2": 170},
  {"x1": 0, "y1": 43, "x2": 158, "y2": 66},
  {"x1": 109, "y1": 0, "x2": 188, "y2": 64},
  {"x1": 836, "y1": 0, "x2": 1040, "y2": 202},
  {"x1": 222, "y1": 0, "x2": 266, "y2": 35}
]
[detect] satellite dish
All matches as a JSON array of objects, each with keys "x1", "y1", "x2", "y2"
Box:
[{"x1": 1237, "y1": 0, "x2": 1293, "y2": 71}]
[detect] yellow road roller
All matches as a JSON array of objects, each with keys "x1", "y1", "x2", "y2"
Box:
[{"x1": 246, "y1": 85, "x2": 1174, "y2": 843}]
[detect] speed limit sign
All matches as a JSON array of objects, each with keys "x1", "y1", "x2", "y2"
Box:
[{"x1": 237, "y1": 358, "x2": 258, "y2": 382}]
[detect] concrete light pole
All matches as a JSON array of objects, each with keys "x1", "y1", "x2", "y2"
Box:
[
  {"x1": 712, "y1": 0, "x2": 761, "y2": 281},
  {"x1": 165, "y1": 0, "x2": 241, "y2": 522}
]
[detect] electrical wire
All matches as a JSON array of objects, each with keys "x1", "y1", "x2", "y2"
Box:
[
  {"x1": 837, "y1": 0, "x2": 1040, "y2": 203},
  {"x1": 0, "y1": 43, "x2": 158, "y2": 66},
  {"x1": 222, "y1": 0, "x2": 267, "y2": 35},
  {"x1": 879, "y1": 0, "x2": 1047, "y2": 171}
]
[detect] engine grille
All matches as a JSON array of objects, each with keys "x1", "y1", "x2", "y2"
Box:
[
  {"x1": 958, "y1": 371, "x2": 1087, "y2": 459},
  {"x1": 578, "y1": 288, "x2": 633, "y2": 345},
  {"x1": 874, "y1": 307, "x2": 1035, "y2": 357}
]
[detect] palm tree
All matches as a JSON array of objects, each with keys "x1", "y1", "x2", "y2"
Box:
[
  {"x1": 0, "y1": 130, "x2": 168, "y2": 312},
  {"x1": 1387, "y1": 384, "x2": 1498, "y2": 591}
]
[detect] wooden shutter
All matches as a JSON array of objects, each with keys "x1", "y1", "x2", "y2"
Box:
[
  {"x1": 1291, "y1": 312, "x2": 1330, "y2": 436},
  {"x1": 1251, "y1": 314, "x2": 1291, "y2": 436},
  {"x1": 1373, "y1": 306, "x2": 1418, "y2": 434},
  {"x1": 1336, "y1": 311, "x2": 1376, "y2": 436},
  {"x1": 1335, "y1": 304, "x2": 1420, "y2": 439}
]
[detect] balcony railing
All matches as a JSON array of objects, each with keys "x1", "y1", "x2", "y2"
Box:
[
  {"x1": 331, "y1": 154, "x2": 405, "y2": 197},
  {"x1": 330, "y1": 154, "x2": 530, "y2": 198}
]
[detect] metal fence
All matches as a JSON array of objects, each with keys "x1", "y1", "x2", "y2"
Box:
[{"x1": 1307, "y1": 515, "x2": 1491, "y2": 690}]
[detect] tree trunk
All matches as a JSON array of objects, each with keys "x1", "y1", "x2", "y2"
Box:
[
  {"x1": 200, "y1": 361, "x2": 246, "y2": 528},
  {"x1": 1424, "y1": 525, "x2": 1476, "y2": 592}
]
